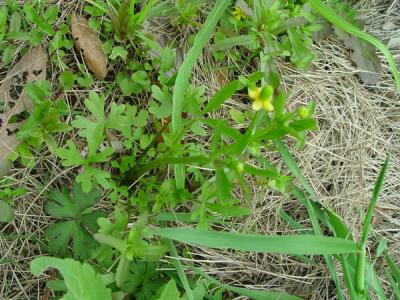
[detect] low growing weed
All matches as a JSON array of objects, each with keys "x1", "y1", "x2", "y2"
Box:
[{"x1": 0, "y1": 0, "x2": 399, "y2": 299}]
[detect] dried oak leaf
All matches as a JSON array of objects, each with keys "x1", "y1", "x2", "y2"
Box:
[
  {"x1": 71, "y1": 13, "x2": 108, "y2": 79},
  {"x1": 0, "y1": 45, "x2": 47, "y2": 162}
]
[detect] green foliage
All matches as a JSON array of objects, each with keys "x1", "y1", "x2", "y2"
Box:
[
  {"x1": 94, "y1": 213, "x2": 168, "y2": 262},
  {"x1": 45, "y1": 182, "x2": 106, "y2": 259},
  {"x1": 59, "y1": 70, "x2": 75, "y2": 90},
  {"x1": 4, "y1": 0, "x2": 395, "y2": 299},
  {"x1": 151, "y1": 227, "x2": 359, "y2": 255},
  {"x1": 0, "y1": 199, "x2": 14, "y2": 222},
  {"x1": 307, "y1": 0, "x2": 400, "y2": 91},
  {"x1": 356, "y1": 156, "x2": 389, "y2": 295},
  {"x1": 156, "y1": 279, "x2": 181, "y2": 299},
  {"x1": 17, "y1": 80, "x2": 71, "y2": 153},
  {"x1": 30, "y1": 257, "x2": 112, "y2": 300},
  {"x1": 212, "y1": 1, "x2": 321, "y2": 71}
]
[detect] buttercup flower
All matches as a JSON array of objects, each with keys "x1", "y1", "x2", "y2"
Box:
[
  {"x1": 248, "y1": 85, "x2": 274, "y2": 112},
  {"x1": 233, "y1": 6, "x2": 246, "y2": 21}
]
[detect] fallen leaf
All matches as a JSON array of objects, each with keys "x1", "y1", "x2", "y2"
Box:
[
  {"x1": 388, "y1": 37, "x2": 400, "y2": 49},
  {"x1": 345, "y1": 36, "x2": 382, "y2": 85},
  {"x1": 312, "y1": 20, "x2": 332, "y2": 42},
  {"x1": 372, "y1": 206, "x2": 396, "y2": 226},
  {"x1": 214, "y1": 67, "x2": 229, "y2": 87},
  {"x1": 335, "y1": 29, "x2": 382, "y2": 85},
  {"x1": 71, "y1": 13, "x2": 108, "y2": 79},
  {"x1": 0, "y1": 45, "x2": 47, "y2": 162}
]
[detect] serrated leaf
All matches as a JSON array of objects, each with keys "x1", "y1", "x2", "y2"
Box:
[
  {"x1": 149, "y1": 85, "x2": 172, "y2": 119},
  {"x1": 71, "y1": 13, "x2": 108, "y2": 79},
  {"x1": 76, "y1": 166, "x2": 111, "y2": 192},
  {"x1": 110, "y1": 46, "x2": 128, "y2": 60},
  {"x1": 24, "y1": 5, "x2": 55, "y2": 36},
  {"x1": 59, "y1": 70, "x2": 75, "y2": 90},
  {"x1": 56, "y1": 140, "x2": 85, "y2": 166},
  {"x1": 45, "y1": 182, "x2": 105, "y2": 259},
  {"x1": 0, "y1": 46, "x2": 47, "y2": 163},
  {"x1": 287, "y1": 28, "x2": 316, "y2": 71},
  {"x1": 30, "y1": 257, "x2": 112, "y2": 300}
]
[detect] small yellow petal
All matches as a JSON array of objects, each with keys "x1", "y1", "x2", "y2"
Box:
[
  {"x1": 262, "y1": 101, "x2": 274, "y2": 112},
  {"x1": 248, "y1": 87, "x2": 261, "y2": 99},
  {"x1": 252, "y1": 100, "x2": 263, "y2": 111}
]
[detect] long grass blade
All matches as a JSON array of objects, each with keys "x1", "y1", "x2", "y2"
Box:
[
  {"x1": 385, "y1": 253, "x2": 400, "y2": 283},
  {"x1": 276, "y1": 140, "x2": 345, "y2": 300},
  {"x1": 151, "y1": 227, "x2": 359, "y2": 255},
  {"x1": 167, "y1": 240, "x2": 194, "y2": 300},
  {"x1": 189, "y1": 265, "x2": 303, "y2": 300},
  {"x1": 171, "y1": 0, "x2": 230, "y2": 187},
  {"x1": 307, "y1": 0, "x2": 400, "y2": 92},
  {"x1": 356, "y1": 156, "x2": 389, "y2": 294},
  {"x1": 385, "y1": 268, "x2": 400, "y2": 299}
]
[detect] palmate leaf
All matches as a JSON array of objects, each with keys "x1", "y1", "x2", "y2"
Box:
[
  {"x1": 45, "y1": 182, "x2": 106, "y2": 259},
  {"x1": 46, "y1": 220, "x2": 98, "y2": 259}
]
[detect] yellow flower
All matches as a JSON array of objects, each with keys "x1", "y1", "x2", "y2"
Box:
[
  {"x1": 252, "y1": 99, "x2": 263, "y2": 111},
  {"x1": 248, "y1": 85, "x2": 274, "y2": 112},
  {"x1": 233, "y1": 6, "x2": 246, "y2": 21},
  {"x1": 248, "y1": 86, "x2": 261, "y2": 99}
]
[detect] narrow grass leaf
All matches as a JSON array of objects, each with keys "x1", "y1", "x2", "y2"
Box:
[
  {"x1": 290, "y1": 187, "x2": 347, "y2": 300},
  {"x1": 385, "y1": 253, "x2": 400, "y2": 283},
  {"x1": 167, "y1": 240, "x2": 194, "y2": 300},
  {"x1": 202, "y1": 80, "x2": 240, "y2": 114},
  {"x1": 155, "y1": 213, "x2": 224, "y2": 224},
  {"x1": 151, "y1": 228, "x2": 359, "y2": 255},
  {"x1": 385, "y1": 268, "x2": 400, "y2": 299},
  {"x1": 171, "y1": 0, "x2": 230, "y2": 187},
  {"x1": 366, "y1": 262, "x2": 388, "y2": 300},
  {"x1": 307, "y1": 0, "x2": 400, "y2": 91},
  {"x1": 189, "y1": 265, "x2": 303, "y2": 300},
  {"x1": 360, "y1": 156, "x2": 389, "y2": 246},
  {"x1": 355, "y1": 156, "x2": 389, "y2": 294}
]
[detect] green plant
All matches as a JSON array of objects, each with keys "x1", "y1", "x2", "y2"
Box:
[
  {"x1": 17, "y1": 80, "x2": 71, "y2": 152},
  {"x1": 31, "y1": 257, "x2": 113, "y2": 300},
  {"x1": 2, "y1": 0, "x2": 395, "y2": 299},
  {"x1": 44, "y1": 182, "x2": 106, "y2": 259}
]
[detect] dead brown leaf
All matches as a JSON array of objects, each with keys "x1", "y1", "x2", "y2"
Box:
[
  {"x1": 0, "y1": 45, "x2": 47, "y2": 162},
  {"x1": 372, "y1": 206, "x2": 396, "y2": 226},
  {"x1": 214, "y1": 67, "x2": 229, "y2": 88},
  {"x1": 71, "y1": 13, "x2": 108, "y2": 79}
]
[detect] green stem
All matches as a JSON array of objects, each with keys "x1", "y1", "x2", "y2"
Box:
[
  {"x1": 124, "y1": 155, "x2": 209, "y2": 183},
  {"x1": 306, "y1": 0, "x2": 400, "y2": 92}
]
